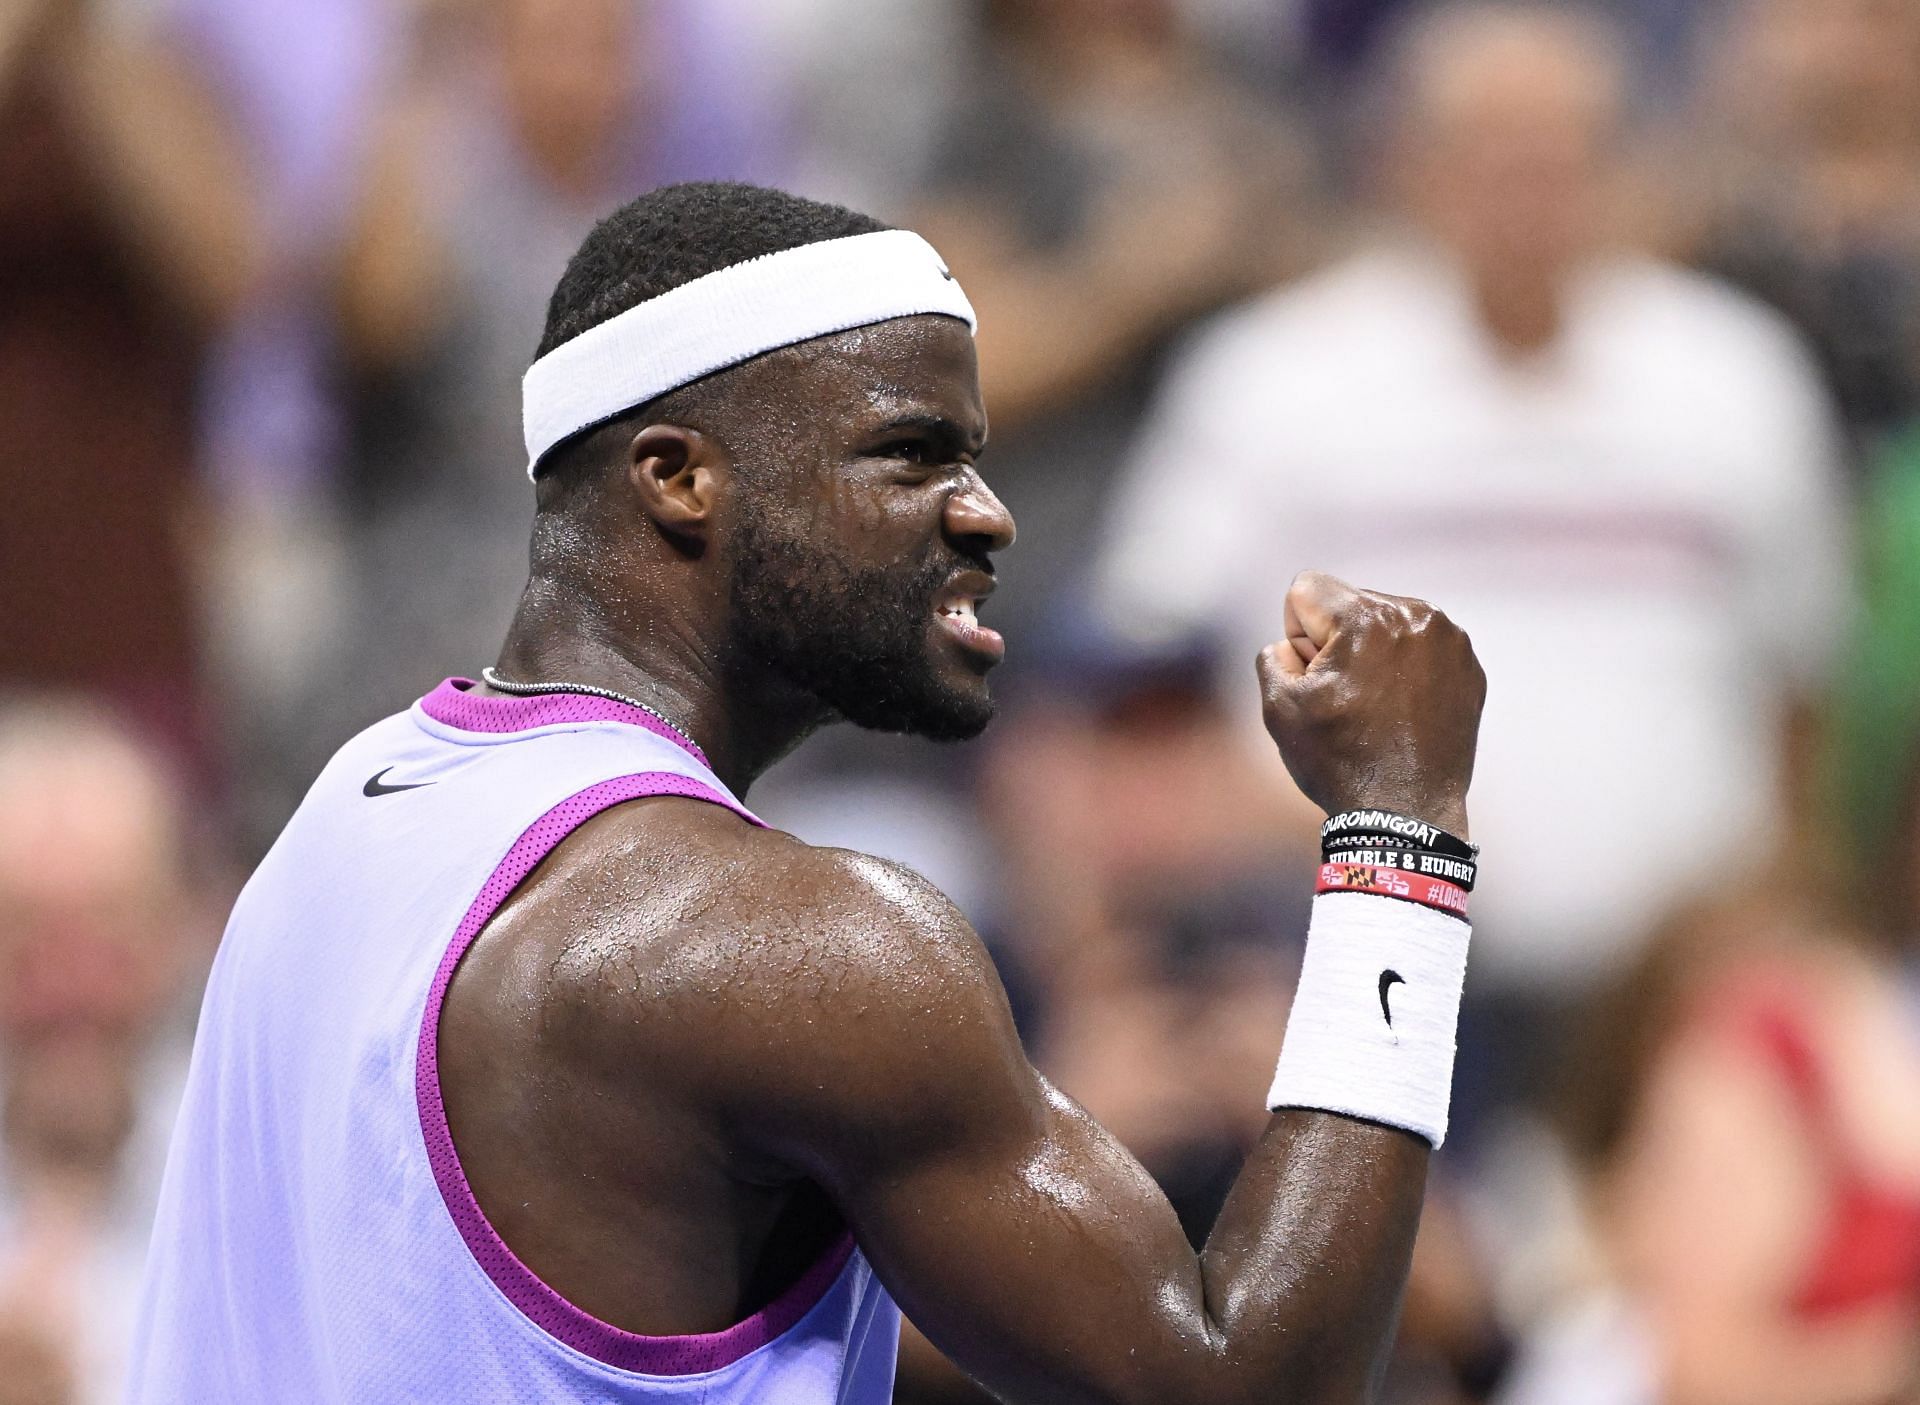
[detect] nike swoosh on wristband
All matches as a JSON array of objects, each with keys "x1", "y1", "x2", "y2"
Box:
[
  {"x1": 1378, "y1": 969, "x2": 1405, "y2": 1027},
  {"x1": 364, "y1": 768, "x2": 433, "y2": 798}
]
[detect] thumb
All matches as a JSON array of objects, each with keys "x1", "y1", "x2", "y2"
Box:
[{"x1": 1282, "y1": 570, "x2": 1360, "y2": 670}]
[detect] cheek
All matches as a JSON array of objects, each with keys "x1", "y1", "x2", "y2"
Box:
[{"x1": 813, "y1": 475, "x2": 930, "y2": 542}]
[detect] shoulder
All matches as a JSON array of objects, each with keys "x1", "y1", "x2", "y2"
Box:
[
  {"x1": 1588, "y1": 256, "x2": 1825, "y2": 389},
  {"x1": 523, "y1": 794, "x2": 992, "y2": 979},
  {"x1": 521, "y1": 798, "x2": 1023, "y2": 1144}
]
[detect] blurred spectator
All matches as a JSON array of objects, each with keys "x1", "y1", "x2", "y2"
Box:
[
  {"x1": 0, "y1": 701, "x2": 210, "y2": 1405},
  {"x1": 1694, "y1": 0, "x2": 1920, "y2": 459},
  {"x1": 319, "y1": 0, "x2": 776, "y2": 740},
  {"x1": 754, "y1": 0, "x2": 973, "y2": 212},
  {"x1": 1095, "y1": 1, "x2": 1850, "y2": 1134},
  {"x1": 162, "y1": 0, "x2": 395, "y2": 852},
  {"x1": 908, "y1": 0, "x2": 1319, "y2": 651},
  {"x1": 1296, "y1": 0, "x2": 1721, "y2": 115},
  {"x1": 0, "y1": 0, "x2": 261, "y2": 759},
  {"x1": 1502, "y1": 895, "x2": 1920, "y2": 1405},
  {"x1": 154, "y1": 0, "x2": 792, "y2": 849}
]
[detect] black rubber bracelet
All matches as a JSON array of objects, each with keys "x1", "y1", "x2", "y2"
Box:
[
  {"x1": 1321, "y1": 809, "x2": 1478, "y2": 861},
  {"x1": 1323, "y1": 844, "x2": 1477, "y2": 892}
]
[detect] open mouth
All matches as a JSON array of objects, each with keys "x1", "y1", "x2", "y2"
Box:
[{"x1": 933, "y1": 572, "x2": 1005, "y2": 664}]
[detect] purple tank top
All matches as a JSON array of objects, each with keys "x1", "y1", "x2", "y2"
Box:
[{"x1": 128, "y1": 679, "x2": 901, "y2": 1402}]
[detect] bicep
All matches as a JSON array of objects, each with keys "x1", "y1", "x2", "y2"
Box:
[
  {"x1": 839, "y1": 1075, "x2": 1214, "y2": 1405},
  {"x1": 699, "y1": 856, "x2": 1217, "y2": 1404}
]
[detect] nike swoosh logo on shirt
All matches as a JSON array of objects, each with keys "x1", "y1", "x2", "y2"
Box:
[{"x1": 363, "y1": 768, "x2": 433, "y2": 798}]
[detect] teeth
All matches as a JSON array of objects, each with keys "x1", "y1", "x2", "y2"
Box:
[{"x1": 939, "y1": 601, "x2": 977, "y2": 624}]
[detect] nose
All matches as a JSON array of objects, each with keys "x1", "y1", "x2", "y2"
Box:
[{"x1": 944, "y1": 471, "x2": 1016, "y2": 555}]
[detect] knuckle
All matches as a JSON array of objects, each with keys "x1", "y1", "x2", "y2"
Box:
[
  {"x1": 1401, "y1": 597, "x2": 1440, "y2": 629},
  {"x1": 1367, "y1": 596, "x2": 1414, "y2": 637}
]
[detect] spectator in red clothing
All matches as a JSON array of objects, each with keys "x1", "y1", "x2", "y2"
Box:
[{"x1": 1502, "y1": 895, "x2": 1920, "y2": 1405}]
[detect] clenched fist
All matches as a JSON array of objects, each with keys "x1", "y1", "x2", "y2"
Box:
[{"x1": 1257, "y1": 571, "x2": 1486, "y2": 838}]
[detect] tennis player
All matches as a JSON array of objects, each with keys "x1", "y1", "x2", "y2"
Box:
[{"x1": 129, "y1": 182, "x2": 1487, "y2": 1403}]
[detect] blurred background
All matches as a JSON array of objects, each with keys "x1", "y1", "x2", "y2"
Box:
[{"x1": 4, "y1": 0, "x2": 1920, "y2": 1400}]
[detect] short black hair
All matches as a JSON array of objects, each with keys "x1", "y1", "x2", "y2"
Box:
[{"x1": 530, "y1": 183, "x2": 890, "y2": 504}]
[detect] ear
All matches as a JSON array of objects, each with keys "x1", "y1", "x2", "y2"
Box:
[{"x1": 624, "y1": 424, "x2": 728, "y2": 548}]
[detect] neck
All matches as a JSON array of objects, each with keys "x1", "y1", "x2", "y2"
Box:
[
  {"x1": 492, "y1": 578, "x2": 828, "y2": 796},
  {"x1": 1468, "y1": 266, "x2": 1567, "y2": 358}
]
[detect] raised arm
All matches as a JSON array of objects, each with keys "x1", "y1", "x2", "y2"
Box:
[
  {"x1": 29, "y1": 6, "x2": 264, "y2": 329},
  {"x1": 665, "y1": 573, "x2": 1485, "y2": 1405}
]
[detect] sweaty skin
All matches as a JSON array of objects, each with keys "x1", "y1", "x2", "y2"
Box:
[{"x1": 438, "y1": 315, "x2": 1486, "y2": 1405}]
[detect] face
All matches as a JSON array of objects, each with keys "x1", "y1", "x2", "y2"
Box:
[
  {"x1": 1398, "y1": 19, "x2": 1622, "y2": 285},
  {"x1": 0, "y1": 747, "x2": 184, "y2": 1049},
  {"x1": 1741, "y1": 0, "x2": 1920, "y2": 144},
  {"x1": 720, "y1": 316, "x2": 1014, "y2": 741},
  {"x1": 496, "y1": 0, "x2": 641, "y2": 154}
]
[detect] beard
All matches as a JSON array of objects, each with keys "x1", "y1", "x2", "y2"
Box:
[{"x1": 727, "y1": 510, "x2": 996, "y2": 742}]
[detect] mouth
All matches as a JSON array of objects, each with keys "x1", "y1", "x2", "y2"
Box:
[{"x1": 933, "y1": 570, "x2": 1006, "y2": 665}]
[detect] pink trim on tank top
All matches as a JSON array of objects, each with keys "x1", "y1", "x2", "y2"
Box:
[
  {"x1": 415, "y1": 772, "x2": 859, "y2": 1374},
  {"x1": 420, "y1": 677, "x2": 712, "y2": 769}
]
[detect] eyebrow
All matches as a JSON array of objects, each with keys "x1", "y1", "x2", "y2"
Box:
[{"x1": 871, "y1": 413, "x2": 988, "y2": 456}]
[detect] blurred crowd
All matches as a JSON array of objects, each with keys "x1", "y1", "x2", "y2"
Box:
[{"x1": 4, "y1": 0, "x2": 1920, "y2": 1401}]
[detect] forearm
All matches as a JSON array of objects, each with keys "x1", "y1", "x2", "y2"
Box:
[
  {"x1": 335, "y1": 110, "x2": 448, "y2": 370},
  {"x1": 913, "y1": 206, "x2": 1206, "y2": 432},
  {"x1": 969, "y1": 260, "x2": 1185, "y2": 429},
  {"x1": 1169, "y1": 808, "x2": 1474, "y2": 1400},
  {"x1": 886, "y1": 1100, "x2": 1427, "y2": 1405},
  {"x1": 866, "y1": 869, "x2": 1467, "y2": 1401},
  {"x1": 58, "y1": 30, "x2": 263, "y2": 328}
]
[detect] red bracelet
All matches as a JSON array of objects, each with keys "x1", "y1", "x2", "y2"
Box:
[{"x1": 1316, "y1": 862, "x2": 1470, "y2": 920}]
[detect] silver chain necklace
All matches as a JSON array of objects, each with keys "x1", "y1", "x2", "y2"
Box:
[{"x1": 479, "y1": 667, "x2": 701, "y2": 753}]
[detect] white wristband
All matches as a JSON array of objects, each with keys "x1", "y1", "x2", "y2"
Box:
[{"x1": 1267, "y1": 892, "x2": 1471, "y2": 1147}]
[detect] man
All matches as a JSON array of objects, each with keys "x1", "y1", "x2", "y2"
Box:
[
  {"x1": 1096, "y1": 3, "x2": 1848, "y2": 1129},
  {"x1": 131, "y1": 182, "x2": 1486, "y2": 1402},
  {"x1": 0, "y1": 0, "x2": 260, "y2": 765},
  {"x1": 0, "y1": 701, "x2": 202, "y2": 1405}
]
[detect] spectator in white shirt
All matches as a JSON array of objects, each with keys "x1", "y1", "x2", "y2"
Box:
[{"x1": 1095, "y1": 0, "x2": 1851, "y2": 1131}]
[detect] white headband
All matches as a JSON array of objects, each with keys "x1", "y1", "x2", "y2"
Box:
[{"x1": 521, "y1": 229, "x2": 977, "y2": 475}]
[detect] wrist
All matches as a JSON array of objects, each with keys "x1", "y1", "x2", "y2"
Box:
[
  {"x1": 1268, "y1": 886, "x2": 1473, "y2": 1147},
  {"x1": 1321, "y1": 808, "x2": 1477, "y2": 868},
  {"x1": 1268, "y1": 820, "x2": 1481, "y2": 1147},
  {"x1": 1326, "y1": 794, "x2": 1468, "y2": 842}
]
